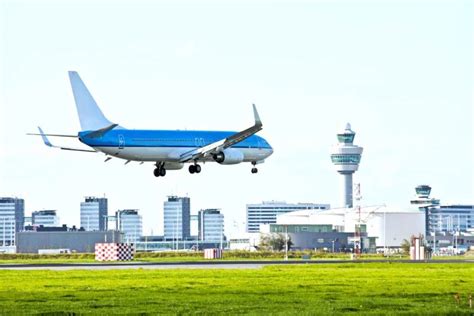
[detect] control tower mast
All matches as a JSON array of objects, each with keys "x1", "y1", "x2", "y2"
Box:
[{"x1": 331, "y1": 123, "x2": 364, "y2": 208}]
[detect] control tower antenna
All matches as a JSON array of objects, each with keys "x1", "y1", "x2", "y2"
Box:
[{"x1": 330, "y1": 123, "x2": 364, "y2": 208}]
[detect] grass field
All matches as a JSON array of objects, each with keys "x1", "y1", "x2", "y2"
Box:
[
  {"x1": 0, "y1": 251, "x2": 411, "y2": 265},
  {"x1": 0, "y1": 263, "x2": 473, "y2": 314}
]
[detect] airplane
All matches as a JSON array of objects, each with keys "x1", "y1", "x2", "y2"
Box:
[{"x1": 29, "y1": 71, "x2": 273, "y2": 177}]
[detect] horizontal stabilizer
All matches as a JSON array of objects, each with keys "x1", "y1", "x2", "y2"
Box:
[
  {"x1": 26, "y1": 132, "x2": 77, "y2": 138},
  {"x1": 35, "y1": 127, "x2": 97, "y2": 153}
]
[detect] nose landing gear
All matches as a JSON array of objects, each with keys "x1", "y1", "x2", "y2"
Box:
[{"x1": 251, "y1": 161, "x2": 258, "y2": 174}]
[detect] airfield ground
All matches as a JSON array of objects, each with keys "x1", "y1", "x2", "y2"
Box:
[{"x1": 0, "y1": 262, "x2": 473, "y2": 314}]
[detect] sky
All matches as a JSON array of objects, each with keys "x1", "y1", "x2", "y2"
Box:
[{"x1": 0, "y1": 0, "x2": 472, "y2": 236}]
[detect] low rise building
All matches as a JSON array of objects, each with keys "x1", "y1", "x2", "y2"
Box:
[{"x1": 16, "y1": 230, "x2": 122, "y2": 253}]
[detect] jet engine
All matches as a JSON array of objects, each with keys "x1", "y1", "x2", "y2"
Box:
[{"x1": 212, "y1": 149, "x2": 244, "y2": 165}]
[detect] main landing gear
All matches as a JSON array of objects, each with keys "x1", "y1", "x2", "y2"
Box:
[
  {"x1": 251, "y1": 161, "x2": 258, "y2": 174},
  {"x1": 189, "y1": 163, "x2": 201, "y2": 174},
  {"x1": 154, "y1": 162, "x2": 166, "y2": 177}
]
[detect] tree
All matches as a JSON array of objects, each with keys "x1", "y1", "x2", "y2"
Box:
[
  {"x1": 259, "y1": 233, "x2": 293, "y2": 251},
  {"x1": 400, "y1": 239, "x2": 410, "y2": 255}
]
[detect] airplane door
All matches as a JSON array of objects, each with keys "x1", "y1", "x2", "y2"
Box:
[
  {"x1": 118, "y1": 134, "x2": 125, "y2": 149},
  {"x1": 194, "y1": 137, "x2": 204, "y2": 147}
]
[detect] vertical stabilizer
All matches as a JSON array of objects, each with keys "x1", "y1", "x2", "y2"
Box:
[{"x1": 68, "y1": 71, "x2": 114, "y2": 131}]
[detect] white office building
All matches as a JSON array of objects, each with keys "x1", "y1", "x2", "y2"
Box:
[
  {"x1": 164, "y1": 196, "x2": 190, "y2": 240},
  {"x1": 116, "y1": 209, "x2": 143, "y2": 243},
  {"x1": 32, "y1": 210, "x2": 60, "y2": 227},
  {"x1": 80, "y1": 197, "x2": 108, "y2": 231},
  {"x1": 0, "y1": 197, "x2": 24, "y2": 247},
  {"x1": 198, "y1": 209, "x2": 224, "y2": 242},
  {"x1": 246, "y1": 201, "x2": 330, "y2": 233}
]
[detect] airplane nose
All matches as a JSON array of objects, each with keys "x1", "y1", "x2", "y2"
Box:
[{"x1": 267, "y1": 145, "x2": 274, "y2": 156}]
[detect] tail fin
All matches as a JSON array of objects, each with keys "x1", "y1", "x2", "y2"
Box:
[{"x1": 68, "y1": 71, "x2": 114, "y2": 131}]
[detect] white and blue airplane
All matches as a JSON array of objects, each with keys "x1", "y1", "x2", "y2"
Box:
[{"x1": 30, "y1": 71, "x2": 273, "y2": 177}]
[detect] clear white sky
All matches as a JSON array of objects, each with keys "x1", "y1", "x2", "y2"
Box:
[{"x1": 0, "y1": 0, "x2": 472, "y2": 236}]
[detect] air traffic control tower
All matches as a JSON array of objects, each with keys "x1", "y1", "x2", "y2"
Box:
[{"x1": 331, "y1": 123, "x2": 363, "y2": 208}]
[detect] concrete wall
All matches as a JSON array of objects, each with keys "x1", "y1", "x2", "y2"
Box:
[{"x1": 17, "y1": 231, "x2": 123, "y2": 253}]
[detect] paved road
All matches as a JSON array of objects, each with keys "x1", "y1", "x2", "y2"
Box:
[{"x1": 1, "y1": 259, "x2": 473, "y2": 270}]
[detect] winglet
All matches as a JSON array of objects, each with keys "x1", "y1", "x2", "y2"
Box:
[
  {"x1": 38, "y1": 127, "x2": 53, "y2": 147},
  {"x1": 253, "y1": 104, "x2": 262, "y2": 127}
]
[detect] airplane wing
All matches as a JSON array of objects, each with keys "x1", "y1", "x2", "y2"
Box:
[
  {"x1": 179, "y1": 104, "x2": 263, "y2": 163},
  {"x1": 35, "y1": 127, "x2": 97, "y2": 153}
]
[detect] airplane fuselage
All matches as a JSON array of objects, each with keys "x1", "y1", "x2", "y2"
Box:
[
  {"x1": 79, "y1": 129, "x2": 273, "y2": 163},
  {"x1": 34, "y1": 71, "x2": 273, "y2": 176}
]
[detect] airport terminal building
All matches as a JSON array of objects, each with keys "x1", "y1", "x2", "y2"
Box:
[{"x1": 260, "y1": 205, "x2": 425, "y2": 251}]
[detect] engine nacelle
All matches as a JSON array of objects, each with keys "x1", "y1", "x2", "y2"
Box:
[{"x1": 212, "y1": 149, "x2": 244, "y2": 165}]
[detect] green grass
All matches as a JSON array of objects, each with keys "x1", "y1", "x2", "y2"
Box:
[
  {"x1": 0, "y1": 251, "x2": 401, "y2": 264},
  {"x1": 0, "y1": 263, "x2": 473, "y2": 314},
  {"x1": 1, "y1": 250, "x2": 471, "y2": 265}
]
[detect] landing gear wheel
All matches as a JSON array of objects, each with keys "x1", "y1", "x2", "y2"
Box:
[
  {"x1": 251, "y1": 167, "x2": 258, "y2": 174},
  {"x1": 195, "y1": 164, "x2": 201, "y2": 173},
  {"x1": 154, "y1": 162, "x2": 166, "y2": 177},
  {"x1": 159, "y1": 168, "x2": 166, "y2": 177},
  {"x1": 189, "y1": 165, "x2": 196, "y2": 174},
  {"x1": 154, "y1": 168, "x2": 161, "y2": 177}
]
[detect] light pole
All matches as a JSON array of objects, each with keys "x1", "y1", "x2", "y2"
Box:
[
  {"x1": 284, "y1": 225, "x2": 288, "y2": 261},
  {"x1": 220, "y1": 216, "x2": 223, "y2": 251},
  {"x1": 383, "y1": 208, "x2": 387, "y2": 255}
]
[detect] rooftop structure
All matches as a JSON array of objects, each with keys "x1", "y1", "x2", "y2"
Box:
[{"x1": 32, "y1": 210, "x2": 59, "y2": 227}]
